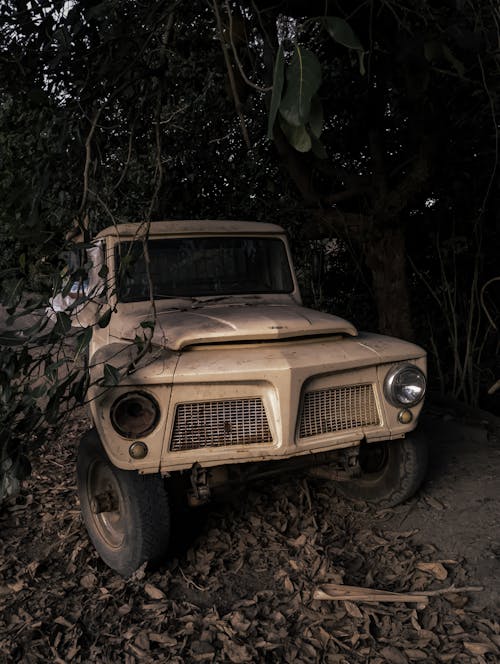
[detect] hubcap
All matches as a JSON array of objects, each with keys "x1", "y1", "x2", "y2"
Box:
[{"x1": 87, "y1": 460, "x2": 125, "y2": 549}]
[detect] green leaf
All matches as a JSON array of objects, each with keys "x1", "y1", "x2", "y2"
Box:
[
  {"x1": 5, "y1": 278, "x2": 25, "y2": 311},
  {"x1": 74, "y1": 326, "x2": 92, "y2": 359},
  {"x1": 29, "y1": 384, "x2": 47, "y2": 399},
  {"x1": 358, "y1": 51, "x2": 366, "y2": 76},
  {"x1": 0, "y1": 330, "x2": 24, "y2": 346},
  {"x1": 54, "y1": 311, "x2": 72, "y2": 336},
  {"x1": 279, "y1": 117, "x2": 312, "y2": 152},
  {"x1": 103, "y1": 363, "x2": 121, "y2": 386},
  {"x1": 279, "y1": 47, "x2": 322, "y2": 127},
  {"x1": 324, "y1": 17, "x2": 363, "y2": 51},
  {"x1": 309, "y1": 95, "x2": 324, "y2": 138},
  {"x1": 45, "y1": 358, "x2": 68, "y2": 378},
  {"x1": 98, "y1": 264, "x2": 109, "y2": 278},
  {"x1": 442, "y1": 45, "x2": 465, "y2": 77},
  {"x1": 133, "y1": 334, "x2": 145, "y2": 351},
  {"x1": 22, "y1": 316, "x2": 47, "y2": 340},
  {"x1": 98, "y1": 308, "x2": 112, "y2": 328},
  {"x1": 70, "y1": 373, "x2": 89, "y2": 403},
  {"x1": 61, "y1": 278, "x2": 75, "y2": 297},
  {"x1": 267, "y1": 44, "x2": 285, "y2": 139},
  {"x1": 140, "y1": 320, "x2": 155, "y2": 330},
  {"x1": 311, "y1": 134, "x2": 327, "y2": 159}
]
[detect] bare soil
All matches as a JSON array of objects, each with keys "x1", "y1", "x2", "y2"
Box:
[{"x1": 0, "y1": 406, "x2": 499, "y2": 663}]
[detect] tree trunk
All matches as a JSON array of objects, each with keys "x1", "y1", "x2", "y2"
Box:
[{"x1": 363, "y1": 224, "x2": 414, "y2": 340}]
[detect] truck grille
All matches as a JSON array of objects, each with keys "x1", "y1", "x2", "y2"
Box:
[
  {"x1": 299, "y1": 384, "x2": 379, "y2": 439},
  {"x1": 170, "y1": 398, "x2": 273, "y2": 451}
]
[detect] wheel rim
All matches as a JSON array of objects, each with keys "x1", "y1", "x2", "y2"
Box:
[
  {"x1": 87, "y1": 460, "x2": 126, "y2": 549},
  {"x1": 358, "y1": 441, "x2": 390, "y2": 475}
]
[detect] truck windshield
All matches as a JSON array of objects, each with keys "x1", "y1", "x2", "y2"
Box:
[{"x1": 116, "y1": 236, "x2": 294, "y2": 302}]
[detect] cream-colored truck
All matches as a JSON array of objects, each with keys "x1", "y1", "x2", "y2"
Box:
[{"x1": 75, "y1": 220, "x2": 428, "y2": 576}]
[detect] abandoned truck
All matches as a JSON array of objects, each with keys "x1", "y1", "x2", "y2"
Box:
[{"x1": 73, "y1": 220, "x2": 428, "y2": 576}]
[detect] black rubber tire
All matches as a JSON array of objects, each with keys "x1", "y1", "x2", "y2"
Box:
[
  {"x1": 337, "y1": 433, "x2": 429, "y2": 508},
  {"x1": 77, "y1": 429, "x2": 170, "y2": 577}
]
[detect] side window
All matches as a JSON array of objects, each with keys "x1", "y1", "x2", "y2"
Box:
[
  {"x1": 50, "y1": 241, "x2": 106, "y2": 315},
  {"x1": 87, "y1": 241, "x2": 107, "y2": 301},
  {"x1": 60, "y1": 249, "x2": 89, "y2": 300}
]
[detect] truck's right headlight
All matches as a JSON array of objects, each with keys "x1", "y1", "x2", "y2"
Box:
[
  {"x1": 384, "y1": 364, "x2": 426, "y2": 407},
  {"x1": 110, "y1": 391, "x2": 160, "y2": 438}
]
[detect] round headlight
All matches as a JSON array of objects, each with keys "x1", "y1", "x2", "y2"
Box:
[
  {"x1": 110, "y1": 391, "x2": 160, "y2": 438},
  {"x1": 384, "y1": 365, "x2": 426, "y2": 407}
]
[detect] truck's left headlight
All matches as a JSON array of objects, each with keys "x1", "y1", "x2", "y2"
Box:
[
  {"x1": 110, "y1": 391, "x2": 160, "y2": 438},
  {"x1": 384, "y1": 365, "x2": 426, "y2": 407}
]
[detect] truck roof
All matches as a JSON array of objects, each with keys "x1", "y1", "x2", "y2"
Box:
[{"x1": 95, "y1": 220, "x2": 286, "y2": 239}]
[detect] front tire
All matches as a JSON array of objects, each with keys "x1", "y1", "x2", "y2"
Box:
[
  {"x1": 77, "y1": 429, "x2": 170, "y2": 577},
  {"x1": 338, "y1": 433, "x2": 428, "y2": 507}
]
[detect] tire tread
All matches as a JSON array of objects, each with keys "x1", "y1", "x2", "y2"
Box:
[{"x1": 77, "y1": 429, "x2": 170, "y2": 576}]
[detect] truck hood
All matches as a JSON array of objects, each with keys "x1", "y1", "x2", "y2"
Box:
[{"x1": 110, "y1": 303, "x2": 358, "y2": 351}]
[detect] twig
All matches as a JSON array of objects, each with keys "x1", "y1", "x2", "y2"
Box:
[
  {"x1": 212, "y1": 0, "x2": 251, "y2": 150},
  {"x1": 79, "y1": 108, "x2": 103, "y2": 216},
  {"x1": 178, "y1": 566, "x2": 208, "y2": 592},
  {"x1": 224, "y1": 0, "x2": 271, "y2": 93},
  {"x1": 112, "y1": 123, "x2": 136, "y2": 192},
  {"x1": 480, "y1": 276, "x2": 500, "y2": 331}
]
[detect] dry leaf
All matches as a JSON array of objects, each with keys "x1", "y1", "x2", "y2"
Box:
[
  {"x1": 79, "y1": 573, "x2": 97, "y2": 589},
  {"x1": 404, "y1": 649, "x2": 427, "y2": 660},
  {"x1": 288, "y1": 534, "x2": 307, "y2": 548},
  {"x1": 149, "y1": 633, "x2": 178, "y2": 646},
  {"x1": 54, "y1": 616, "x2": 73, "y2": 629},
  {"x1": 445, "y1": 592, "x2": 468, "y2": 608},
  {"x1": 229, "y1": 611, "x2": 252, "y2": 633},
  {"x1": 221, "y1": 637, "x2": 253, "y2": 663},
  {"x1": 134, "y1": 630, "x2": 150, "y2": 651},
  {"x1": 423, "y1": 495, "x2": 446, "y2": 510},
  {"x1": 380, "y1": 646, "x2": 409, "y2": 664},
  {"x1": 463, "y1": 642, "x2": 494, "y2": 656},
  {"x1": 144, "y1": 583, "x2": 166, "y2": 600},
  {"x1": 416, "y1": 562, "x2": 448, "y2": 581},
  {"x1": 66, "y1": 643, "x2": 80, "y2": 660},
  {"x1": 7, "y1": 580, "x2": 25, "y2": 593},
  {"x1": 26, "y1": 561, "x2": 40, "y2": 578},
  {"x1": 344, "y1": 601, "x2": 363, "y2": 618},
  {"x1": 118, "y1": 602, "x2": 132, "y2": 616}
]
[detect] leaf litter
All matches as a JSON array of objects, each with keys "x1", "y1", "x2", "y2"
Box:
[{"x1": 0, "y1": 410, "x2": 498, "y2": 663}]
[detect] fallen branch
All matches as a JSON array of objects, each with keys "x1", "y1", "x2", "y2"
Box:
[
  {"x1": 314, "y1": 584, "x2": 429, "y2": 604},
  {"x1": 313, "y1": 583, "x2": 483, "y2": 605}
]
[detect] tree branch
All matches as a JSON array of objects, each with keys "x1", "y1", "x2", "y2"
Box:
[
  {"x1": 272, "y1": 125, "x2": 319, "y2": 204},
  {"x1": 213, "y1": 0, "x2": 251, "y2": 150},
  {"x1": 305, "y1": 208, "x2": 371, "y2": 241},
  {"x1": 79, "y1": 108, "x2": 102, "y2": 218},
  {"x1": 224, "y1": 0, "x2": 272, "y2": 93}
]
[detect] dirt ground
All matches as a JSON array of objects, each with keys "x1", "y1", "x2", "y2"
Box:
[{"x1": 0, "y1": 406, "x2": 499, "y2": 663}]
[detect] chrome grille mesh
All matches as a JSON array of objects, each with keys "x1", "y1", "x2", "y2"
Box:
[
  {"x1": 170, "y1": 398, "x2": 273, "y2": 451},
  {"x1": 299, "y1": 384, "x2": 379, "y2": 439}
]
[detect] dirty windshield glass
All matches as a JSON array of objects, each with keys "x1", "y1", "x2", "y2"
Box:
[{"x1": 116, "y1": 237, "x2": 294, "y2": 301}]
